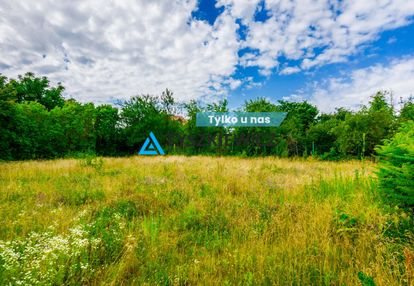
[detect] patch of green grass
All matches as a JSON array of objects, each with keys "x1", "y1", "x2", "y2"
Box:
[{"x1": 0, "y1": 156, "x2": 412, "y2": 285}]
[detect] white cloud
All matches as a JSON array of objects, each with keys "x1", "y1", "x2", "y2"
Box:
[
  {"x1": 227, "y1": 78, "x2": 242, "y2": 90},
  {"x1": 308, "y1": 56, "x2": 414, "y2": 112},
  {"x1": 0, "y1": 0, "x2": 240, "y2": 103},
  {"x1": 280, "y1": 66, "x2": 300, "y2": 75},
  {"x1": 216, "y1": 0, "x2": 261, "y2": 20},
  {"x1": 222, "y1": 0, "x2": 414, "y2": 74},
  {"x1": 1, "y1": 0, "x2": 414, "y2": 106}
]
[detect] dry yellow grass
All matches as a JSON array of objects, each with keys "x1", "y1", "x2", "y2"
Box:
[{"x1": 0, "y1": 156, "x2": 412, "y2": 285}]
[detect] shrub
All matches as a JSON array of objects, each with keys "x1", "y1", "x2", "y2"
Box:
[
  {"x1": 80, "y1": 154, "x2": 104, "y2": 172},
  {"x1": 376, "y1": 121, "x2": 414, "y2": 210}
]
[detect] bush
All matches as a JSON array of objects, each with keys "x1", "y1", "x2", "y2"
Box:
[
  {"x1": 80, "y1": 154, "x2": 104, "y2": 172},
  {"x1": 376, "y1": 121, "x2": 414, "y2": 210}
]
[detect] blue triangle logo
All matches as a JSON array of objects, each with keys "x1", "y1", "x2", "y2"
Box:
[{"x1": 138, "y1": 132, "x2": 165, "y2": 155}]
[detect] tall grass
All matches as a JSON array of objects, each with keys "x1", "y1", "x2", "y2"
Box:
[{"x1": 0, "y1": 156, "x2": 412, "y2": 285}]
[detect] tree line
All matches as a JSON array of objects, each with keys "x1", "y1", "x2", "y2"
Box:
[{"x1": 1, "y1": 72, "x2": 413, "y2": 160}]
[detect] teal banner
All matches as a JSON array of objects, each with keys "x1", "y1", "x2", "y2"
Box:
[{"x1": 196, "y1": 112, "x2": 287, "y2": 127}]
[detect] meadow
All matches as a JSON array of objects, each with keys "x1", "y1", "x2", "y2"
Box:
[{"x1": 0, "y1": 156, "x2": 412, "y2": 285}]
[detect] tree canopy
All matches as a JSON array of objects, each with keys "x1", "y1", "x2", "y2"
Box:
[{"x1": 0, "y1": 72, "x2": 410, "y2": 160}]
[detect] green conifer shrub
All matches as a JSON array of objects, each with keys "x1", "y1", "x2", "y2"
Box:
[{"x1": 376, "y1": 120, "x2": 414, "y2": 209}]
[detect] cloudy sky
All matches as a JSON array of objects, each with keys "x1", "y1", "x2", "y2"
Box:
[{"x1": 1, "y1": 0, "x2": 414, "y2": 112}]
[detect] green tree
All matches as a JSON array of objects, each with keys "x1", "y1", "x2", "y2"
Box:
[
  {"x1": 50, "y1": 100, "x2": 96, "y2": 155},
  {"x1": 334, "y1": 92, "x2": 396, "y2": 158},
  {"x1": 161, "y1": 88, "x2": 176, "y2": 115},
  {"x1": 0, "y1": 75, "x2": 18, "y2": 159},
  {"x1": 307, "y1": 115, "x2": 338, "y2": 156},
  {"x1": 276, "y1": 100, "x2": 318, "y2": 156},
  {"x1": 233, "y1": 98, "x2": 282, "y2": 156},
  {"x1": 376, "y1": 120, "x2": 414, "y2": 209},
  {"x1": 120, "y1": 94, "x2": 180, "y2": 153},
  {"x1": 399, "y1": 97, "x2": 414, "y2": 122},
  {"x1": 10, "y1": 72, "x2": 65, "y2": 110},
  {"x1": 95, "y1": 105, "x2": 119, "y2": 155},
  {"x1": 183, "y1": 99, "x2": 228, "y2": 154},
  {"x1": 306, "y1": 108, "x2": 351, "y2": 159},
  {"x1": 11, "y1": 102, "x2": 50, "y2": 159}
]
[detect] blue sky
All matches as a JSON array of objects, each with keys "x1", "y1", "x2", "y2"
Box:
[
  {"x1": 191, "y1": 0, "x2": 414, "y2": 110},
  {"x1": 228, "y1": 22, "x2": 414, "y2": 110},
  {"x1": 1, "y1": 0, "x2": 414, "y2": 112}
]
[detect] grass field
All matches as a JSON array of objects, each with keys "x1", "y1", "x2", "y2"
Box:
[{"x1": 0, "y1": 156, "x2": 413, "y2": 285}]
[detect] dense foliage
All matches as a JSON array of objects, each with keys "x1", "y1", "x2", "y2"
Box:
[
  {"x1": 1, "y1": 72, "x2": 413, "y2": 160},
  {"x1": 376, "y1": 121, "x2": 414, "y2": 209}
]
